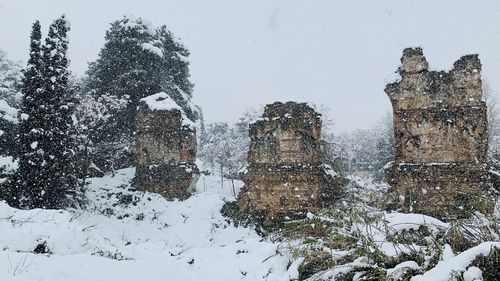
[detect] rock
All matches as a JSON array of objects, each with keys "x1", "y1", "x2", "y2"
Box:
[{"x1": 33, "y1": 241, "x2": 51, "y2": 254}]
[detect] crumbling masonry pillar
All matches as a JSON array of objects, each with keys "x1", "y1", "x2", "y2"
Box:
[
  {"x1": 385, "y1": 48, "x2": 495, "y2": 219},
  {"x1": 134, "y1": 92, "x2": 198, "y2": 200},
  {"x1": 236, "y1": 101, "x2": 340, "y2": 224}
]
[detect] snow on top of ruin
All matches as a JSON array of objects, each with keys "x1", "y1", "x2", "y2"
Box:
[
  {"x1": 248, "y1": 100, "x2": 320, "y2": 125},
  {"x1": 140, "y1": 92, "x2": 196, "y2": 128},
  {"x1": 141, "y1": 92, "x2": 182, "y2": 111}
]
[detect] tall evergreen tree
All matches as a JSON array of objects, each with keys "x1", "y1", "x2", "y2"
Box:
[
  {"x1": 19, "y1": 16, "x2": 76, "y2": 209},
  {"x1": 19, "y1": 20, "x2": 45, "y2": 208},
  {"x1": 41, "y1": 15, "x2": 77, "y2": 208}
]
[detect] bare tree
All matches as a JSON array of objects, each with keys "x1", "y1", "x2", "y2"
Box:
[{"x1": 483, "y1": 79, "x2": 500, "y2": 143}]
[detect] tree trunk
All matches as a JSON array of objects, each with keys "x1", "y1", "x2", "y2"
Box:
[
  {"x1": 231, "y1": 179, "x2": 236, "y2": 197},
  {"x1": 220, "y1": 163, "x2": 223, "y2": 190}
]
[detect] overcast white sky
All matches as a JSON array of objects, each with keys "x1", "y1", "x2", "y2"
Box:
[{"x1": 0, "y1": 0, "x2": 499, "y2": 133}]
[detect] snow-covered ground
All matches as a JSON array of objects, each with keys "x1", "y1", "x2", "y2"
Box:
[
  {"x1": 0, "y1": 170, "x2": 498, "y2": 281},
  {"x1": 0, "y1": 168, "x2": 297, "y2": 281}
]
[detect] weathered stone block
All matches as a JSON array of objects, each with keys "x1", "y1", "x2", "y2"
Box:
[
  {"x1": 134, "y1": 92, "x2": 198, "y2": 200},
  {"x1": 388, "y1": 163, "x2": 492, "y2": 219},
  {"x1": 238, "y1": 164, "x2": 338, "y2": 216},
  {"x1": 135, "y1": 163, "x2": 198, "y2": 200},
  {"x1": 392, "y1": 107, "x2": 488, "y2": 164},
  {"x1": 385, "y1": 48, "x2": 495, "y2": 220}
]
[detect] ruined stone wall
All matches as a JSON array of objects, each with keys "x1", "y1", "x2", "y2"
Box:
[
  {"x1": 237, "y1": 102, "x2": 340, "y2": 225},
  {"x1": 385, "y1": 48, "x2": 494, "y2": 219},
  {"x1": 247, "y1": 103, "x2": 321, "y2": 165},
  {"x1": 134, "y1": 93, "x2": 198, "y2": 200}
]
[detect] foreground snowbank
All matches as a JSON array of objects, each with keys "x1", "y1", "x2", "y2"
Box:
[{"x1": 0, "y1": 168, "x2": 295, "y2": 281}]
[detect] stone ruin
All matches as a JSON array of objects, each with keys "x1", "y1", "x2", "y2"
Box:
[
  {"x1": 134, "y1": 92, "x2": 198, "y2": 200},
  {"x1": 385, "y1": 48, "x2": 495, "y2": 220},
  {"x1": 236, "y1": 101, "x2": 341, "y2": 225}
]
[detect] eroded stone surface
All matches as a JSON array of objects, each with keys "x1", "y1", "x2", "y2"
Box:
[
  {"x1": 385, "y1": 48, "x2": 495, "y2": 219},
  {"x1": 134, "y1": 94, "x2": 198, "y2": 200},
  {"x1": 236, "y1": 101, "x2": 341, "y2": 225}
]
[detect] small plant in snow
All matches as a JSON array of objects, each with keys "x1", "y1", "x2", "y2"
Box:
[{"x1": 92, "y1": 249, "x2": 132, "y2": 261}]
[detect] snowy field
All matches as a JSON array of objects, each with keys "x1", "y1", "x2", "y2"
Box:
[
  {"x1": 0, "y1": 169, "x2": 498, "y2": 281},
  {"x1": 0, "y1": 169, "x2": 297, "y2": 281}
]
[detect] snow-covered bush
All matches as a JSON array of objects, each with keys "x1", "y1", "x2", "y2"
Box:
[
  {"x1": 0, "y1": 50, "x2": 22, "y2": 108},
  {"x1": 0, "y1": 50, "x2": 22, "y2": 205},
  {"x1": 277, "y1": 176, "x2": 500, "y2": 280},
  {"x1": 0, "y1": 50, "x2": 22, "y2": 158}
]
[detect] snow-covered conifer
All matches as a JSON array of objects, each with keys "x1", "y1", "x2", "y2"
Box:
[
  {"x1": 40, "y1": 15, "x2": 77, "y2": 208},
  {"x1": 19, "y1": 16, "x2": 77, "y2": 209},
  {"x1": 19, "y1": 20, "x2": 45, "y2": 208}
]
